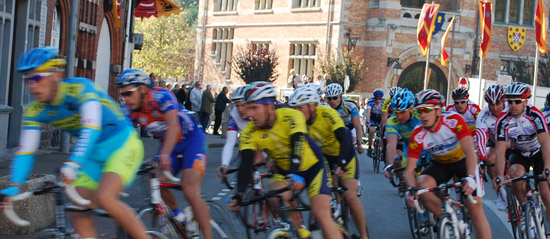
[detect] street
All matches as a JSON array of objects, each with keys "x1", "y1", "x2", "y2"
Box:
[{"x1": 0, "y1": 135, "x2": 515, "y2": 238}]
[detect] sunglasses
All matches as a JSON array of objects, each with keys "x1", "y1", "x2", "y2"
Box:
[
  {"x1": 416, "y1": 107, "x2": 437, "y2": 113},
  {"x1": 24, "y1": 72, "x2": 53, "y2": 83},
  {"x1": 327, "y1": 96, "x2": 339, "y2": 101},
  {"x1": 120, "y1": 86, "x2": 141, "y2": 97},
  {"x1": 375, "y1": 97, "x2": 382, "y2": 100},
  {"x1": 454, "y1": 100, "x2": 468, "y2": 105},
  {"x1": 507, "y1": 99, "x2": 525, "y2": 105},
  {"x1": 394, "y1": 110, "x2": 409, "y2": 115}
]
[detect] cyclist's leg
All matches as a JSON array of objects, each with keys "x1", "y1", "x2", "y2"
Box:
[
  {"x1": 486, "y1": 141, "x2": 498, "y2": 180},
  {"x1": 178, "y1": 134, "x2": 212, "y2": 239},
  {"x1": 268, "y1": 174, "x2": 303, "y2": 232},
  {"x1": 341, "y1": 156, "x2": 368, "y2": 238},
  {"x1": 417, "y1": 162, "x2": 452, "y2": 218},
  {"x1": 507, "y1": 151, "x2": 529, "y2": 205},
  {"x1": 531, "y1": 152, "x2": 550, "y2": 228}
]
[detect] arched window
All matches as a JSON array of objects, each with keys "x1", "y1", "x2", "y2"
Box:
[{"x1": 397, "y1": 62, "x2": 447, "y2": 95}]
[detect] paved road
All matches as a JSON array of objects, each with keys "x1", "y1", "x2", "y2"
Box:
[{"x1": 0, "y1": 135, "x2": 517, "y2": 238}]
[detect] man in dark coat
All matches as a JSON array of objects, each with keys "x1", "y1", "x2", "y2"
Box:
[
  {"x1": 213, "y1": 87, "x2": 231, "y2": 135},
  {"x1": 199, "y1": 85, "x2": 215, "y2": 132}
]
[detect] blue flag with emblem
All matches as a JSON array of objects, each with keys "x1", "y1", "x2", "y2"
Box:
[{"x1": 432, "y1": 12, "x2": 445, "y2": 35}]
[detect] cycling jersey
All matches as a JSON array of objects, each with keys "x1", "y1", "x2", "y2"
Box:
[
  {"x1": 542, "y1": 108, "x2": 550, "y2": 128},
  {"x1": 496, "y1": 105, "x2": 548, "y2": 157},
  {"x1": 382, "y1": 97, "x2": 393, "y2": 114},
  {"x1": 221, "y1": 106, "x2": 250, "y2": 167},
  {"x1": 227, "y1": 106, "x2": 249, "y2": 132},
  {"x1": 475, "y1": 106, "x2": 508, "y2": 160},
  {"x1": 239, "y1": 107, "x2": 319, "y2": 172},
  {"x1": 386, "y1": 111, "x2": 421, "y2": 158},
  {"x1": 367, "y1": 98, "x2": 383, "y2": 125},
  {"x1": 308, "y1": 105, "x2": 347, "y2": 157},
  {"x1": 332, "y1": 100, "x2": 359, "y2": 128},
  {"x1": 446, "y1": 102, "x2": 480, "y2": 135},
  {"x1": 408, "y1": 111, "x2": 471, "y2": 164},
  {"x1": 13, "y1": 77, "x2": 142, "y2": 187}
]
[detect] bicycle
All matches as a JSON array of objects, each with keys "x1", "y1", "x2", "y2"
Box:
[
  {"x1": 371, "y1": 124, "x2": 383, "y2": 173},
  {"x1": 135, "y1": 162, "x2": 236, "y2": 239},
  {"x1": 412, "y1": 181, "x2": 476, "y2": 239},
  {"x1": 1, "y1": 179, "x2": 167, "y2": 239},
  {"x1": 497, "y1": 170, "x2": 549, "y2": 239},
  {"x1": 330, "y1": 176, "x2": 366, "y2": 239}
]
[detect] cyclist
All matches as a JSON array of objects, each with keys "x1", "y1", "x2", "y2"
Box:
[
  {"x1": 289, "y1": 87, "x2": 369, "y2": 239},
  {"x1": 325, "y1": 83, "x2": 364, "y2": 154},
  {"x1": 446, "y1": 88, "x2": 481, "y2": 135},
  {"x1": 303, "y1": 83, "x2": 327, "y2": 106},
  {"x1": 228, "y1": 81, "x2": 342, "y2": 239},
  {"x1": 475, "y1": 85, "x2": 507, "y2": 211},
  {"x1": 0, "y1": 47, "x2": 148, "y2": 239},
  {"x1": 541, "y1": 92, "x2": 550, "y2": 127},
  {"x1": 405, "y1": 89, "x2": 491, "y2": 239},
  {"x1": 116, "y1": 69, "x2": 212, "y2": 239},
  {"x1": 217, "y1": 85, "x2": 251, "y2": 178},
  {"x1": 380, "y1": 86, "x2": 402, "y2": 126},
  {"x1": 494, "y1": 82, "x2": 550, "y2": 231},
  {"x1": 365, "y1": 88, "x2": 384, "y2": 157}
]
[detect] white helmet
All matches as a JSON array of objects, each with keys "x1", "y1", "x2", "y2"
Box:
[
  {"x1": 231, "y1": 85, "x2": 248, "y2": 102},
  {"x1": 288, "y1": 88, "x2": 320, "y2": 107},
  {"x1": 303, "y1": 83, "x2": 323, "y2": 96},
  {"x1": 245, "y1": 81, "x2": 277, "y2": 103},
  {"x1": 325, "y1": 83, "x2": 343, "y2": 97}
]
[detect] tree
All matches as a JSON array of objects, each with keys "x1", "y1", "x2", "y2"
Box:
[
  {"x1": 132, "y1": 7, "x2": 196, "y2": 80},
  {"x1": 320, "y1": 49, "x2": 365, "y2": 93},
  {"x1": 231, "y1": 43, "x2": 279, "y2": 84},
  {"x1": 537, "y1": 53, "x2": 550, "y2": 87}
]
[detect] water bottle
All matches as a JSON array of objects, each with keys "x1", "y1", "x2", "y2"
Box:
[
  {"x1": 253, "y1": 171, "x2": 262, "y2": 190},
  {"x1": 150, "y1": 178, "x2": 161, "y2": 204}
]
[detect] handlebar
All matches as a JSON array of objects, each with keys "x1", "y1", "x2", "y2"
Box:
[
  {"x1": 410, "y1": 181, "x2": 477, "y2": 213},
  {"x1": 222, "y1": 163, "x2": 268, "y2": 190}
]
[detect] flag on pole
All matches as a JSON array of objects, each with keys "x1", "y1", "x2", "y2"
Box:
[
  {"x1": 536, "y1": 0, "x2": 547, "y2": 53},
  {"x1": 113, "y1": 0, "x2": 121, "y2": 28},
  {"x1": 441, "y1": 17, "x2": 455, "y2": 66},
  {"x1": 417, "y1": 4, "x2": 440, "y2": 56},
  {"x1": 479, "y1": 0, "x2": 492, "y2": 59}
]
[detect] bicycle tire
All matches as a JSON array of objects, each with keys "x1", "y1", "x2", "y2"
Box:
[
  {"x1": 438, "y1": 214, "x2": 457, "y2": 239},
  {"x1": 241, "y1": 189, "x2": 275, "y2": 237},
  {"x1": 373, "y1": 136, "x2": 380, "y2": 173},
  {"x1": 505, "y1": 185, "x2": 522, "y2": 239},
  {"x1": 207, "y1": 200, "x2": 237, "y2": 239},
  {"x1": 136, "y1": 206, "x2": 182, "y2": 239},
  {"x1": 267, "y1": 226, "x2": 292, "y2": 239},
  {"x1": 406, "y1": 202, "x2": 422, "y2": 239},
  {"x1": 523, "y1": 201, "x2": 546, "y2": 239}
]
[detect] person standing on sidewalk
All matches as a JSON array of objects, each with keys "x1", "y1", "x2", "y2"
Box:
[
  {"x1": 190, "y1": 81, "x2": 203, "y2": 113},
  {"x1": 200, "y1": 85, "x2": 215, "y2": 132},
  {"x1": 0, "y1": 47, "x2": 149, "y2": 239},
  {"x1": 116, "y1": 68, "x2": 212, "y2": 238},
  {"x1": 213, "y1": 86, "x2": 231, "y2": 135}
]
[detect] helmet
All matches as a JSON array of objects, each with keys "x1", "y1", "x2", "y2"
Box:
[
  {"x1": 389, "y1": 86, "x2": 402, "y2": 98},
  {"x1": 16, "y1": 47, "x2": 67, "y2": 75},
  {"x1": 116, "y1": 69, "x2": 151, "y2": 88},
  {"x1": 415, "y1": 89, "x2": 443, "y2": 107},
  {"x1": 231, "y1": 85, "x2": 248, "y2": 102},
  {"x1": 288, "y1": 88, "x2": 320, "y2": 106},
  {"x1": 505, "y1": 82, "x2": 531, "y2": 99},
  {"x1": 391, "y1": 88, "x2": 415, "y2": 111},
  {"x1": 373, "y1": 88, "x2": 384, "y2": 98},
  {"x1": 303, "y1": 83, "x2": 323, "y2": 96},
  {"x1": 545, "y1": 92, "x2": 550, "y2": 108},
  {"x1": 452, "y1": 88, "x2": 469, "y2": 100},
  {"x1": 484, "y1": 85, "x2": 505, "y2": 104},
  {"x1": 325, "y1": 83, "x2": 343, "y2": 97},
  {"x1": 244, "y1": 81, "x2": 277, "y2": 103}
]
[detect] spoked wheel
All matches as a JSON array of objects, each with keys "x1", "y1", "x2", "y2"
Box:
[
  {"x1": 523, "y1": 202, "x2": 546, "y2": 239},
  {"x1": 207, "y1": 201, "x2": 237, "y2": 239},
  {"x1": 135, "y1": 206, "x2": 181, "y2": 239},
  {"x1": 506, "y1": 186, "x2": 523, "y2": 239},
  {"x1": 267, "y1": 225, "x2": 292, "y2": 239},
  {"x1": 438, "y1": 214, "x2": 458, "y2": 239},
  {"x1": 373, "y1": 137, "x2": 381, "y2": 173},
  {"x1": 241, "y1": 190, "x2": 274, "y2": 238}
]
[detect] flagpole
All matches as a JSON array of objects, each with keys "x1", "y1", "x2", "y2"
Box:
[
  {"x1": 424, "y1": 47, "x2": 430, "y2": 90},
  {"x1": 446, "y1": 17, "x2": 455, "y2": 105},
  {"x1": 533, "y1": 46, "x2": 540, "y2": 105}
]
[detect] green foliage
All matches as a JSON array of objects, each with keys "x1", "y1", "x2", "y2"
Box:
[
  {"x1": 231, "y1": 43, "x2": 280, "y2": 84},
  {"x1": 320, "y1": 49, "x2": 365, "y2": 92},
  {"x1": 132, "y1": 8, "x2": 196, "y2": 80}
]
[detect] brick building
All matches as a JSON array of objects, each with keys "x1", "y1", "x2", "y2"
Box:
[
  {"x1": 195, "y1": 0, "x2": 550, "y2": 97},
  {"x1": 0, "y1": 0, "x2": 134, "y2": 158}
]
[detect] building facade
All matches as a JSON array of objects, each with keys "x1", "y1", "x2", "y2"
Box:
[
  {"x1": 0, "y1": 0, "x2": 133, "y2": 158},
  {"x1": 195, "y1": 0, "x2": 549, "y2": 98}
]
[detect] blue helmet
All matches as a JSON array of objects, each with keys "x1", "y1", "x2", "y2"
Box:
[
  {"x1": 116, "y1": 69, "x2": 151, "y2": 88},
  {"x1": 373, "y1": 88, "x2": 384, "y2": 98},
  {"x1": 391, "y1": 88, "x2": 415, "y2": 111},
  {"x1": 16, "y1": 47, "x2": 67, "y2": 75}
]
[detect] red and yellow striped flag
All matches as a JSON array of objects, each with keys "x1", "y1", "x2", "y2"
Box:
[
  {"x1": 479, "y1": 0, "x2": 492, "y2": 59},
  {"x1": 417, "y1": 4, "x2": 440, "y2": 56},
  {"x1": 536, "y1": 0, "x2": 547, "y2": 53},
  {"x1": 113, "y1": 0, "x2": 120, "y2": 28},
  {"x1": 441, "y1": 17, "x2": 455, "y2": 66}
]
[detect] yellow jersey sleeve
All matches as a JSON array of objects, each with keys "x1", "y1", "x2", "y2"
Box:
[
  {"x1": 382, "y1": 97, "x2": 392, "y2": 113},
  {"x1": 309, "y1": 105, "x2": 345, "y2": 157}
]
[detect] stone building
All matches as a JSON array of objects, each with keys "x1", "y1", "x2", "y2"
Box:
[{"x1": 195, "y1": 0, "x2": 549, "y2": 96}]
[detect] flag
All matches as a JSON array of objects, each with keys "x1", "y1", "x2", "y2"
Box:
[
  {"x1": 479, "y1": 0, "x2": 492, "y2": 59},
  {"x1": 417, "y1": 4, "x2": 440, "y2": 56},
  {"x1": 134, "y1": 0, "x2": 181, "y2": 18},
  {"x1": 441, "y1": 17, "x2": 455, "y2": 66},
  {"x1": 113, "y1": 0, "x2": 121, "y2": 28},
  {"x1": 536, "y1": 0, "x2": 547, "y2": 53}
]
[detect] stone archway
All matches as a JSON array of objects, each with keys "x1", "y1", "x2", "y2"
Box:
[{"x1": 398, "y1": 62, "x2": 448, "y2": 95}]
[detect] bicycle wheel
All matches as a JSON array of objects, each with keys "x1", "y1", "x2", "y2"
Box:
[
  {"x1": 241, "y1": 190, "x2": 275, "y2": 237},
  {"x1": 207, "y1": 201, "x2": 237, "y2": 239},
  {"x1": 438, "y1": 214, "x2": 458, "y2": 239},
  {"x1": 373, "y1": 137, "x2": 380, "y2": 173},
  {"x1": 523, "y1": 201, "x2": 546, "y2": 239},
  {"x1": 506, "y1": 186, "x2": 522, "y2": 239},
  {"x1": 136, "y1": 206, "x2": 181, "y2": 239},
  {"x1": 406, "y1": 203, "x2": 421, "y2": 239},
  {"x1": 267, "y1": 225, "x2": 292, "y2": 239}
]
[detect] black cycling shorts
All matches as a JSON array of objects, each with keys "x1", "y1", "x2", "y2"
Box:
[
  {"x1": 421, "y1": 159, "x2": 476, "y2": 196},
  {"x1": 508, "y1": 150, "x2": 545, "y2": 184}
]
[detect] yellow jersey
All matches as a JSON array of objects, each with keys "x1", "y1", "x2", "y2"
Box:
[{"x1": 308, "y1": 105, "x2": 346, "y2": 157}]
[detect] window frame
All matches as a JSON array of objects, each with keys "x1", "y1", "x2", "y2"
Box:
[
  {"x1": 288, "y1": 41, "x2": 317, "y2": 78},
  {"x1": 494, "y1": 0, "x2": 536, "y2": 26},
  {"x1": 211, "y1": 27, "x2": 234, "y2": 79}
]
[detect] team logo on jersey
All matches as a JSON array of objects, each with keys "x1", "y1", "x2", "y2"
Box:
[
  {"x1": 47, "y1": 111, "x2": 57, "y2": 116},
  {"x1": 456, "y1": 124, "x2": 464, "y2": 132},
  {"x1": 443, "y1": 117, "x2": 458, "y2": 128},
  {"x1": 410, "y1": 141, "x2": 419, "y2": 149},
  {"x1": 508, "y1": 27, "x2": 526, "y2": 51}
]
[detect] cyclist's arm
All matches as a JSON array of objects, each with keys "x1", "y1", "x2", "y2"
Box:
[
  {"x1": 495, "y1": 141, "x2": 507, "y2": 179},
  {"x1": 475, "y1": 128, "x2": 489, "y2": 161},
  {"x1": 537, "y1": 131, "x2": 550, "y2": 170},
  {"x1": 334, "y1": 127, "x2": 352, "y2": 168},
  {"x1": 365, "y1": 108, "x2": 371, "y2": 124},
  {"x1": 385, "y1": 134, "x2": 398, "y2": 165},
  {"x1": 69, "y1": 101, "x2": 102, "y2": 165},
  {"x1": 221, "y1": 130, "x2": 239, "y2": 167},
  {"x1": 289, "y1": 132, "x2": 307, "y2": 173},
  {"x1": 404, "y1": 156, "x2": 418, "y2": 188},
  {"x1": 381, "y1": 111, "x2": 388, "y2": 126},
  {"x1": 9, "y1": 129, "x2": 41, "y2": 185},
  {"x1": 352, "y1": 116, "x2": 363, "y2": 144},
  {"x1": 159, "y1": 109, "x2": 180, "y2": 156},
  {"x1": 237, "y1": 149, "x2": 255, "y2": 194},
  {"x1": 459, "y1": 135, "x2": 477, "y2": 176}
]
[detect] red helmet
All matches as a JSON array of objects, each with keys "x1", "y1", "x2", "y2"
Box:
[
  {"x1": 415, "y1": 89, "x2": 443, "y2": 107},
  {"x1": 505, "y1": 82, "x2": 531, "y2": 99}
]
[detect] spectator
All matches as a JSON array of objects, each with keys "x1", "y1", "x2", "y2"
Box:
[
  {"x1": 287, "y1": 69, "x2": 302, "y2": 89},
  {"x1": 324, "y1": 73, "x2": 332, "y2": 85},
  {"x1": 190, "y1": 81, "x2": 203, "y2": 113},
  {"x1": 200, "y1": 85, "x2": 215, "y2": 132},
  {"x1": 184, "y1": 85, "x2": 193, "y2": 110},
  {"x1": 159, "y1": 80, "x2": 167, "y2": 88},
  {"x1": 171, "y1": 83, "x2": 180, "y2": 95},
  {"x1": 317, "y1": 75, "x2": 325, "y2": 92},
  {"x1": 176, "y1": 84, "x2": 187, "y2": 105},
  {"x1": 213, "y1": 87, "x2": 231, "y2": 135},
  {"x1": 150, "y1": 73, "x2": 158, "y2": 84}
]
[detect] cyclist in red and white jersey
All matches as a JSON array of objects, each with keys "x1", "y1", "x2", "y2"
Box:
[
  {"x1": 494, "y1": 82, "x2": 550, "y2": 227},
  {"x1": 446, "y1": 88, "x2": 481, "y2": 136},
  {"x1": 475, "y1": 85, "x2": 508, "y2": 210},
  {"x1": 405, "y1": 89, "x2": 491, "y2": 239}
]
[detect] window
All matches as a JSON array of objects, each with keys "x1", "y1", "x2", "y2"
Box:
[
  {"x1": 400, "y1": 0, "x2": 425, "y2": 8},
  {"x1": 211, "y1": 28, "x2": 234, "y2": 78},
  {"x1": 292, "y1": 0, "x2": 319, "y2": 8},
  {"x1": 50, "y1": 6, "x2": 61, "y2": 48},
  {"x1": 24, "y1": 0, "x2": 46, "y2": 105},
  {"x1": 255, "y1": 0, "x2": 272, "y2": 10},
  {"x1": 251, "y1": 41, "x2": 270, "y2": 52},
  {"x1": 289, "y1": 42, "x2": 316, "y2": 77},
  {"x1": 214, "y1": 0, "x2": 237, "y2": 12},
  {"x1": 495, "y1": 0, "x2": 535, "y2": 26},
  {"x1": 0, "y1": 0, "x2": 14, "y2": 104}
]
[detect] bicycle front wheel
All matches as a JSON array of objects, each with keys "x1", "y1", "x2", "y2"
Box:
[
  {"x1": 406, "y1": 203, "x2": 422, "y2": 239},
  {"x1": 524, "y1": 201, "x2": 546, "y2": 239},
  {"x1": 136, "y1": 206, "x2": 181, "y2": 239},
  {"x1": 267, "y1": 226, "x2": 292, "y2": 239},
  {"x1": 207, "y1": 201, "x2": 237, "y2": 239},
  {"x1": 505, "y1": 186, "x2": 522, "y2": 239},
  {"x1": 438, "y1": 214, "x2": 457, "y2": 239}
]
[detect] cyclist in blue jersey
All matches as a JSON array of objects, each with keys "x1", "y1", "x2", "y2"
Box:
[
  {"x1": 0, "y1": 47, "x2": 148, "y2": 238},
  {"x1": 366, "y1": 88, "x2": 384, "y2": 156},
  {"x1": 116, "y1": 69, "x2": 212, "y2": 238},
  {"x1": 325, "y1": 83, "x2": 364, "y2": 154}
]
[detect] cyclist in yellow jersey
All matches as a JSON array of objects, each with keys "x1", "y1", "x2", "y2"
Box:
[
  {"x1": 228, "y1": 82, "x2": 342, "y2": 239},
  {"x1": 381, "y1": 86, "x2": 402, "y2": 126},
  {"x1": 289, "y1": 87, "x2": 369, "y2": 239}
]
